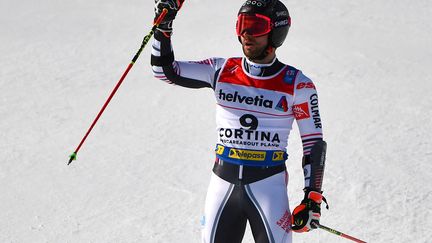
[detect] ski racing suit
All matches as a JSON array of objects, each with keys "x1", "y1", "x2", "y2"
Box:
[{"x1": 151, "y1": 30, "x2": 324, "y2": 243}]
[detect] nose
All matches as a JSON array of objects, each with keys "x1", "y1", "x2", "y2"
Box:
[
  {"x1": 241, "y1": 29, "x2": 253, "y2": 37},
  {"x1": 241, "y1": 31, "x2": 255, "y2": 42}
]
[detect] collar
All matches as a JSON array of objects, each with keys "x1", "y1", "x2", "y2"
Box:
[{"x1": 243, "y1": 57, "x2": 285, "y2": 77}]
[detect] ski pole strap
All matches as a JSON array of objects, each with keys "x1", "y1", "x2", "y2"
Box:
[
  {"x1": 322, "y1": 195, "x2": 329, "y2": 209},
  {"x1": 215, "y1": 144, "x2": 287, "y2": 167}
]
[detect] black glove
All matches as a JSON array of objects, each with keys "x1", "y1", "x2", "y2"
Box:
[
  {"x1": 154, "y1": 0, "x2": 185, "y2": 32},
  {"x1": 292, "y1": 189, "x2": 326, "y2": 233}
]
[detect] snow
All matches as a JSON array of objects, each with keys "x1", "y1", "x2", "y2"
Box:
[{"x1": 1, "y1": 0, "x2": 431, "y2": 242}]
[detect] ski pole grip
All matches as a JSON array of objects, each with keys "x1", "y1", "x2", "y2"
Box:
[{"x1": 154, "y1": 8, "x2": 168, "y2": 27}]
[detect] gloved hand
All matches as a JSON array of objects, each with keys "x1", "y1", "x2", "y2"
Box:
[
  {"x1": 291, "y1": 189, "x2": 325, "y2": 233},
  {"x1": 154, "y1": 0, "x2": 185, "y2": 32}
]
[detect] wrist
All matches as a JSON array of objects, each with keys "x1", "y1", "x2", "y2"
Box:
[
  {"x1": 307, "y1": 191, "x2": 322, "y2": 204},
  {"x1": 303, "y1": 187, "x2": 329, "y2": 210},
  {"x1": 156, "y1": 19, "x2": 173, "y2": 30},
  {"x1": 303, "y1": 187, "x2": 321, "y2": 197},
  {"x1": 155, "y1": 27, "x2": 173, "y2": 39}
]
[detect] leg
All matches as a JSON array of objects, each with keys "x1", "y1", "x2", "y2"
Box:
[
  {"x1": 202, "y1": 172, "x2": 248, "y2": 243},
  {"x1": 245, "y1": 171, "x2": 292, "y2": 243}
]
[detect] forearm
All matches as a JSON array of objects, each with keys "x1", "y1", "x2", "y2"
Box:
[
  {"x1": 302, "y1": 140, "x2": 326, "y2": 192},
  {"x1": 151, "y1": 30, "x2": 220, "y2": 88}
]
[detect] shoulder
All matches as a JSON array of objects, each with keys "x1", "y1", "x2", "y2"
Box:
[
  {"x1": 294, "y1": 71, "x2": 315, "y2": 89},
  {"x1": 279, "y1": 63, "x2": 315, "y2": 88},
  {"x1": 224, "y1": 57, "x2": 242, "y2": 66},
  {"x1": 212, "y1": 57, "x2": 228, "y2": 69},
  {"x1": 278, "y1": 63, "x2": 319, "y2": 97},
  {"x1": 291, "y1": 69, "x2": 319, "y2": 100}
]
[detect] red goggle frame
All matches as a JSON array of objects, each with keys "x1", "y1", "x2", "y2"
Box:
[{"x1": 236, "y1": 13, "x2": 272, "y2": 37}]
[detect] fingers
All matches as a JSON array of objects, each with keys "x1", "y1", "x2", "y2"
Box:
[
  {"x1": 155, "y1": 0, "x2": 180, "y2": 11},
  {"x1": 291, "y1": 207, "x2": 321, "y2": 233}
]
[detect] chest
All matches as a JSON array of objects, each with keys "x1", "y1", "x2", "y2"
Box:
[{"x1": 215, "y1": 63, "x2": 295, "y2": 116}]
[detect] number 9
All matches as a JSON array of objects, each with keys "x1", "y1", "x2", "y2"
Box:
[{"x1": 240, "y1": 114, "x2": 258, "y2": 130}]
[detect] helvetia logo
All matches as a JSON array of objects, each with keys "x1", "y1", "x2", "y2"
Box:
[
  {"x1": 275, "y1": 96, "x2": 288, "y2": 112},
  {"x1": 218, "y1": 89, "x2": 273, "y2": 108}
]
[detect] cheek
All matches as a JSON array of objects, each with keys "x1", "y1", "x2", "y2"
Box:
[{"x1": 256, "y1": 35, "x2": 269, "y2": 45}]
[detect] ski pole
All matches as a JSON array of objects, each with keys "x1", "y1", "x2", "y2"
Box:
[
  {"x1": 314, "y1": 223, "x2": 367, "y2": 243},
  {"x1": 68, "y1": 8, "x2": 168, "y2": 165}
]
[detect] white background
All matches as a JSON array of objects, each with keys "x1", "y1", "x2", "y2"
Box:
[{"x1": 1, "y1": 0, "x2": 431, "y2": 242}]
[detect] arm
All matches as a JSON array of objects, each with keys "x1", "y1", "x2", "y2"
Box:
[
  {"x1": 151, "y1": 0, "x2": 225, "y2": 88},
  {"x1": 291, "y1": 72, "x2": 327, "y2": 233},
  {"x1": 151, "y1": 31, "x2": 225, "y2": 88},
  {"x1": 292, "y1": 73, "x2": 326, "y2": 192}
]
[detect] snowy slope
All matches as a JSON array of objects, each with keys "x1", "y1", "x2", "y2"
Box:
[{"x1": 0, "y1": 0, "x2": 431, "y2": 242}]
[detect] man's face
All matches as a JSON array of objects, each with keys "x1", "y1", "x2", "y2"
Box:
[{"x1": 240, "y1": 33, "x2": 269, "y2": 61}]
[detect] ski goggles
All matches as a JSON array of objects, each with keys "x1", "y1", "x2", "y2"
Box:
[{"x1": 236, "y1": 13, "x2": 272, "y2": 37}]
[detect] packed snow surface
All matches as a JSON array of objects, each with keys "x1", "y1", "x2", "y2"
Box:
[{"x1": 1, "y1": 0, "x2": 431, "y2": 242}]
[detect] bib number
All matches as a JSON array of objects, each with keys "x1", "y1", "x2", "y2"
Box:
[{"x1": 240, "y1": 114, "x2": 258, "y2": 130}]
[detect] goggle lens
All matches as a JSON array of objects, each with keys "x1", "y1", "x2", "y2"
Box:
[{"x1": 236, "y1": 14, "x2": 272, "y2": 37}]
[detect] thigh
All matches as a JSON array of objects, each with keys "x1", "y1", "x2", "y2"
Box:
[
  {"x1": 245, "y1": 171, "x2": 292, "y2": 243},
  {"x1": 202, "y1": 172, "x2": 247, "y2": 243}
]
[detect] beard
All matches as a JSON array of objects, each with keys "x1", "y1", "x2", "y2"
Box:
[{"x1": 242, "y1": 43, "x2": 269, "y2": 61}]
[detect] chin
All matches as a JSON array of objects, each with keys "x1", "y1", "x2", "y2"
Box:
[{"x1": 242, "y1": 46, "x2": 259, "y2": 60}]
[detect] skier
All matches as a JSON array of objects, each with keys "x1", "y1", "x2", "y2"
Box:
[{"x1": 151, "y1": 0, "x2": 327, "y2": 242}]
